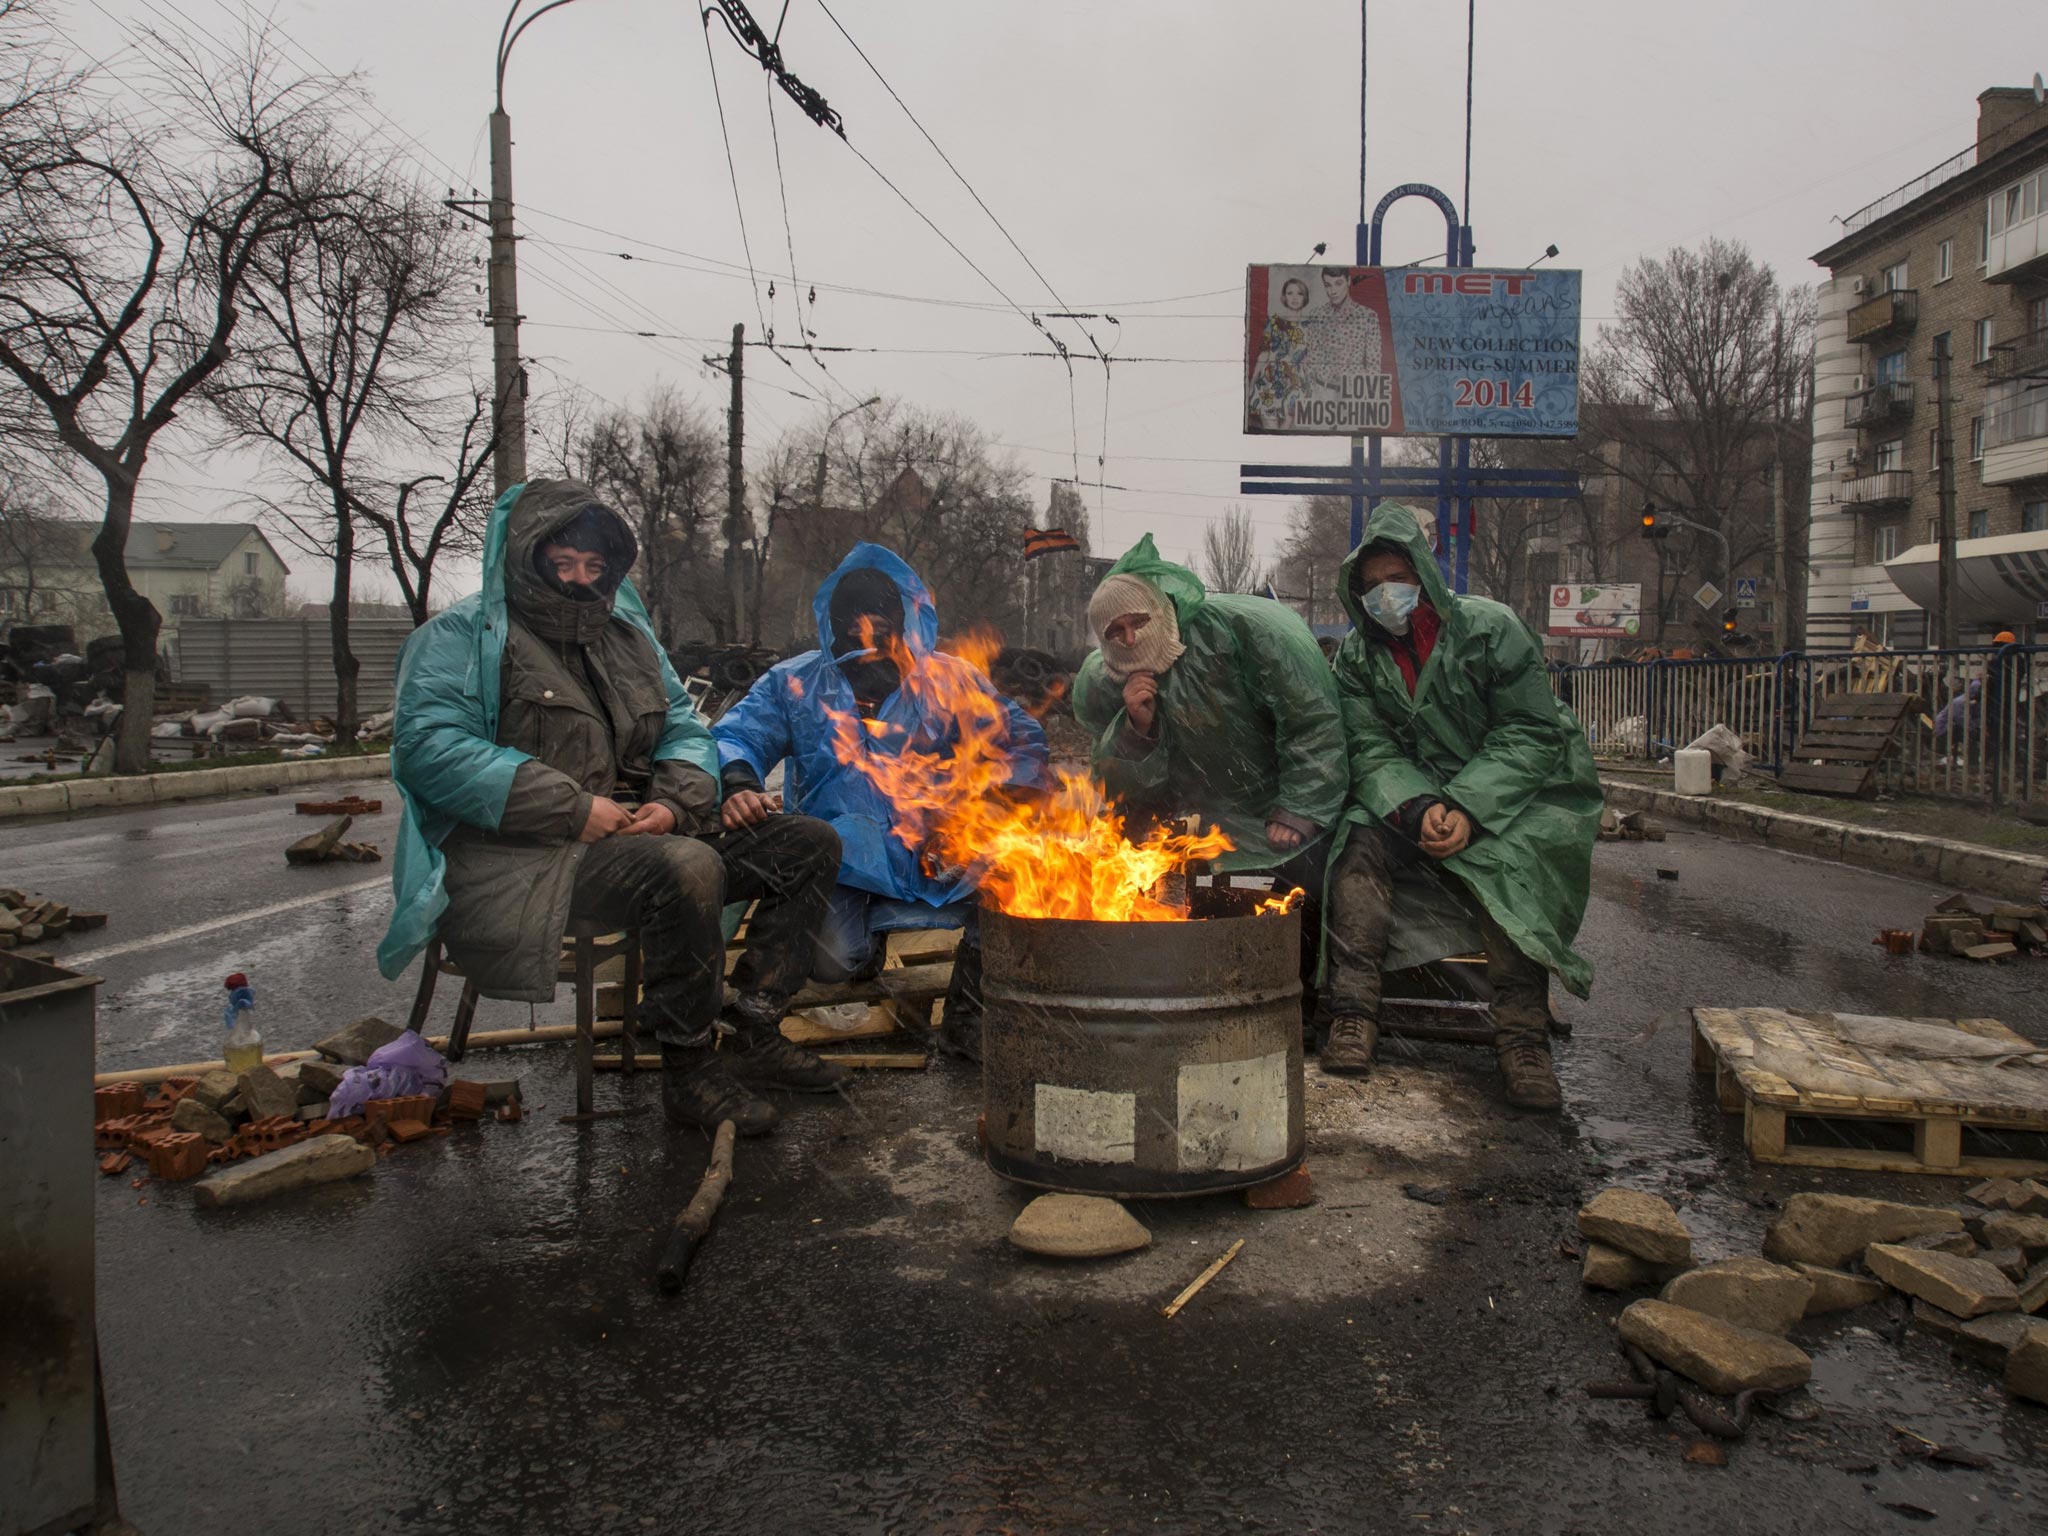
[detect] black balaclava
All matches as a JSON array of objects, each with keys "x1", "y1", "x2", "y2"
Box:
[
  {"x1": 828, "y1": 567, "x2": 905, "y2": 706},
  {"x1": 535, "y1": 505, "x2": 631, "y2": 603}
]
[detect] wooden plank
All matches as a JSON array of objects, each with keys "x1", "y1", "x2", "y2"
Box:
[
  {"x1": 789, "y1": 960, "x2": 954, "y2": 1010},
  {"x1": 813, "y1": 1052, "x2": 928, "y2": 1069},
  {"x1": 1746, "y1": 1102, "x2": 1788, "y2": 1159},
  {"x1": 1915, "y1": 1118, "x2": 1964, "y2": 1170},
  {"x1": 1778, "y1": 762, "x2": 1875, "y2": 795},
  {"x1": 780, "y1": 1010, "x2": 907, "y2": 1047},
  {"x1": 1746, "y1": 1143, "x2": 2048, "y2": 1179}
]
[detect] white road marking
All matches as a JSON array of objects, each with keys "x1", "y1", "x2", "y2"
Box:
[{"x1": 66, "y1": 876, "x2": 391, "y2": 966}]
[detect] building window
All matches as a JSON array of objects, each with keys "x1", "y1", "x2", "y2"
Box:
[
  {"x1": 1876, "y1": 525, "x2": 1901, "y2": 562},
  {"x1": 1967, "y1": 508, "x2": 1989, "y2": 539},
  {"x1": 1927, "y1": 428, "x2": 1939, "y2": 469},
  {"x1": 169, "y1": 593, "x2": 200, "y2": 616},
  {"x1": 1976, "y1": 318, "x2": 1995, "y2": 364},
  {"x1": 1926, "y1": 518, "x2": 1938, "y2": 543},
  {"x1": 1882, "y1": 259, "x2": 1909, "y2": 291},
  {"x1": 1937, "y1": 239, "x2": 1953, "y2": 282},
  {"x1": 1876, "y1": 437, "x2": 1905, "y2": 472},
  {"x1": 2032, "y1": 295, "x2": 2048, "y2": 339},
  {"x1": 1971, "y1": 417, "x2": 1985, "y2": 459},
  {"x1": 2023, "y1": 500, "x2": 2048, "y2": 533},
  {"x1": 243, "y1": 551, "x2": 258, "y2": 576},
  {"x1": 1874, "y1": 349, "x2": 1906, "y2": 384}
]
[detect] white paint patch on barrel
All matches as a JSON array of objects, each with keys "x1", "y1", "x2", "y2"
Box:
[
  {"x1": 1033, "y1": 1083, "x2": 1137, "y2": 1164},
  {"x1": 1176, "y1": 1050, "x2": 1289, "y2": 1171}
]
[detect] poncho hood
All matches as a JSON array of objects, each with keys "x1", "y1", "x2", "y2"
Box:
[{"x1": 1337, "y1": 503, "x2": 1454, "y2": 641}]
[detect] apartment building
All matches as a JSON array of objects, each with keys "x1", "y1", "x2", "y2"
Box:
[{"x1": 1806, "y1": 87, "x2": 2048, "y2": 648}]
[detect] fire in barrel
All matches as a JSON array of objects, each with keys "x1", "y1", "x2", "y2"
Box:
[{"x1": 826, "y1": 628, "x2": 1306, "y2": 1196}]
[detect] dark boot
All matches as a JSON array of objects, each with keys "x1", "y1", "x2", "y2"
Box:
[
  {"x1": 662, "y1": 1045, "x2": 779, "y2": 1136},
  {"x1": 1496, "y1": 1040, "x2": 1562, "y2": 1113},
  {"x1": 1320, "y1": 1014, "x2": 1378, "y2": 1075},
  {"x1": 720, "y1": 993, "x2": 849, "y2": 1093},
  {"x1": 936, "y1": 936, "x2": 983, "y2": 1064}
]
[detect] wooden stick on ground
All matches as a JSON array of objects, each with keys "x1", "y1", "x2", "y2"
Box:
[
  {"x1": 1159, "y1": 1238, "x2": 1245, "y2": 1320},
  {"x1": 656, "y1": 1118, "x2": 737, "y2": 1295}
]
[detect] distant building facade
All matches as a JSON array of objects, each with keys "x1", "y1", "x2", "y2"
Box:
[
  {"x1": 1807, "y1": 87, "x2": 2048, "y2": 647},
  {"x1": 0, "y1": 521, "x2": 290, "y2": 644}
]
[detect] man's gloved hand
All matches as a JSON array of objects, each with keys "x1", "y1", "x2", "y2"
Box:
[
  {"x1": 1265, "y1": 819, "x2": 1305, "y2": 853},
  {"x1": 1418, "y1": 803, "x2": 1473, "y2": 859},
  {"x1": 1121, "y1": 671, "x2": 1160, "y2": 736},
  {"x1": 721, "y1": 788, "x2": 782, "y2": 831},
  {"x1": 619, "y1": 803, "x2": 677, "y2": 836},
  {"x1": 578, "y1": 795, "x2": 634, "y2": 843}
]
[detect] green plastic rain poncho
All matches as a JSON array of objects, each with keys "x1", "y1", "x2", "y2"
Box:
[
  {"x1": 375, "y1": 482, "x2": 717, "y2": 988},
  {"x1": 1333, "y1": 504, "x2": 1601, "y2": 995},
  {"x1": 1071, "y1": 535, "x2": 1347, "y2": 869}
]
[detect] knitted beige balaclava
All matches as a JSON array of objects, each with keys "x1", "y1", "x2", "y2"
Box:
[{"x1": 1088, "y1": 573, "x2": 1187, "y2": 681}]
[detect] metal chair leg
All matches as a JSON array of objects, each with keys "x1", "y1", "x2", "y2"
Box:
[
  {"x1": 447, "y1": 981, "x2": 481, "y2": 1061},
  {"x1": 574, "y1": 930, "x2": 596, "y2": 1118},
  {"x1": 406, "y1": 939, "x2": 442, "y2": 1034},
  {"x1": 620, "y1": 929, "x2": 643, "y2": 1075}
]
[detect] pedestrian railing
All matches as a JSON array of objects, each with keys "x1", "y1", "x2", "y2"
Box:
[{"x1": 1553, "y1": 645, "x2": 2048, "y2": 808}]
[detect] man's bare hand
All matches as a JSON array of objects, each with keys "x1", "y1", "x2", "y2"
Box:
[
  {"x1": 1418, "y1": 804, "x2": 1472, "y2": 859},
  {"x1": 721, "y1": 788, "x2": 782, "y2": 831},
  {"x1": 1122, "y1": 671, "x2": 1160, "y2": 736},
  {"x1": 578, "y1": 795, "x2": 634, "y2": 843},
  {"x1": 1265, "y1": 819, "x2": 1305, "y2": 853},
  {"x1": 618, "y1": 802, "x2": 677, "y2": 837}
]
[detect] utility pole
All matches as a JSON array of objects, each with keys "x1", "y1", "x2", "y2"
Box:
[
  {"x1": 1932, "y1": 331, "x2": 1959, "y2": 649},
  {"x1": 1770, "y1": 313, "x2": 1790, "y2": 653},
  {"x1": 723, "y1": 323, "x2": 746, "y2": 643},
  {"x1": 486, "y1": 105, "x2": 525, "y2": 498}
]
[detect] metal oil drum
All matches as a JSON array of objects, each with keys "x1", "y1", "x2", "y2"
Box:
[{"x1": 980, "y1": 887, "x2": 1304, "y2": 1196}]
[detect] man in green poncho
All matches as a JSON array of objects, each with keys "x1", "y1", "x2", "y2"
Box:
[
  {"x1": 1319, "y1": 503, "x2": 1601, "y2": 1112},
  {"x1": 1073, "y1": 535, "x2": 1349, "y2": 1005}
]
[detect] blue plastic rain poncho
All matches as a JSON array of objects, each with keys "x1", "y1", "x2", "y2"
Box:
[
  {"x1": 375, "y1": 483, "x2": 717, "y2": 983},
  {"x1": 713, "y1": 543, "x2": 1049, "y2": 909}
]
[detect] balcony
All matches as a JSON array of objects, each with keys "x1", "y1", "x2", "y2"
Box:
[
  {"x1": 1980, "y1": 386, "x2": 2048, "y2": 485},
  {"x1": 1845, "y1": 288, "x2": 1917, "y2": 342},
  {"x1": 1985, "y1": 170, "x2": 2048, "y2": 283},
  {"x1": 1987, "y1": 327, "x2": 2048, "y2": 384},
  {"x1": 1844, "y1": 380, "x2": 1915, "y2": 427},
  {"x1": 1838, "y1": 468, "x2": 1914, "y2": 508}
]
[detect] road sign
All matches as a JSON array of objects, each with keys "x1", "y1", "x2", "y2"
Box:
[
  {"x1": 1243, "y1": 264, "x2": 1582, "y2": 437},
  {"x1": 1734, "y1": 577, "x2": 1759, "y2": 609},
  {"x1": 1547, "y1": 583, "x2": 1641, "y2": 638},
  {"x1": 1693, "y1": 582, "x2": 1723, "y2": 610}
]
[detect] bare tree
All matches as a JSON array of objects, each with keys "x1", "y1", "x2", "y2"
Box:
[
  {"x1": 1270, "y1": 495, "x2": 1353, "y2": 627},
  {"x1": 211, "y1": 165, "x2": 481, "y2": 730},
  {"x1": 351, "y1": 389, "x2": 496, "y2": 626},
  {"x1": 1201, "y1": 504, "x2": 1258, "y2": 594},
  {"x1": 0, "y1": 16, "x2": 356, "y2": 768},
  {"x1": 581, "y1": 385, "x2": 724, "y2": 646},
  {"x1": 0, "y1": 463, "x2": 71, "y2": 622}
]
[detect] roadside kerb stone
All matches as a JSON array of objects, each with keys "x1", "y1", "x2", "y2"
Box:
[
  {"x1": 1616, "y1": 1299, "x2": 1812, "y2": 1395},
  {"x1": 0, "y1": 753, "x2": 390, "y2": 824},
  {"x1": 1760, "y1": 1193, "x2": 1963, "y2": 1269},
  {"x1": 1794, "y1": 1263, "x2": 1887, "y2": 1316},
  {"x1": 1598, "y1": 778, "x2": 2048, "y2": 904},
  {"x1": 1866, "y1": 1243, "x2": 2021, "y2": 1318},
  {"x1": 1659, "y1": 1257, "x2": 1812, "y2": 1337},
  {"x1": 1576, "y1": 1188, "x2": 1692, "y2": 1266}
]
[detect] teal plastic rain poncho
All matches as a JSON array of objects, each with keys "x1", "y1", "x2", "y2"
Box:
[
  {"x1": 1333, "y1": 503, "x2": 1601, "y2": 995},
  {"x1": 375, "y1": 483, "x2": 717, "y2": 982},
  {"x1": 711, "y1": 542, "x2": 1049, "y2": 908},
  {"x1": 1071, "y1": 535, "x2": 1347, "y2": 869}
]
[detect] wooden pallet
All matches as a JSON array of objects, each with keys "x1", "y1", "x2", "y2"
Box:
[
  {"x1": 1776, "y1": 691, "x2": 1914, "y2": 797},
  {"x1": 1692, "y1": 1006, "x2": 2048, "y2": 1177}
]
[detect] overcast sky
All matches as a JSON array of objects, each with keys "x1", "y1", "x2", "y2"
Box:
[{"x1": 56, "y1": 0, "x2": 2048, "y2": 599}]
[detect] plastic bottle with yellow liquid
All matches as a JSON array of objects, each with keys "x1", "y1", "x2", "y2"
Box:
[{"x1": 221, "y1": 972, "x2": 262, "y2": 1073}]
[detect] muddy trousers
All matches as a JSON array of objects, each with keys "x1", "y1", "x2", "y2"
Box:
[
  {"x1": 566, "y1": 814, "x2": 841, "y2": 1047},
  {"x1": 1321, "y1": 824, "x2": 1552, "y2": 1050}
]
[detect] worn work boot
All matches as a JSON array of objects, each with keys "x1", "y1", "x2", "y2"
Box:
[
  {"x1": 720, "y1": 992, "x2": 850, "y2": 1093},
  {"x1": 1496, "y1": 1040, "x2": 1563, "y2": 1113},
  {"x1": 1320, "y1": 1014, "x2": 1379, "y2": 1075},
  {"x1": 662, "y1": 1046, "x2": 779, "y2": 1136}
]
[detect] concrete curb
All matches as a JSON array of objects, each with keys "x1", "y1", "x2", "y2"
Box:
[
  {"x1": 1600, "y1": 777, "x2": 2048, "y2": 904},
  {"x1": 0, "y1": 753, "x2": 390, "y2": 823}
]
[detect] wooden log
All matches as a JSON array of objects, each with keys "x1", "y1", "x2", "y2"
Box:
[
  {"x1": 657, "y1": 1119, "x2": 736, "y2": 1295},
  {"x1": 93, "y1": 1022, "x2": 626, "y2": 1087},
  {"x1": 1159, "y1": 1237, "x2": 1245, "y2": 1320}
]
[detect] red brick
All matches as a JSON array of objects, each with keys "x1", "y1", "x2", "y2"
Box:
[
  {"x1": 444, "y1": 1080, "x2": 488, "y2": 1121},
  {"x1": 94, "y1": 1083, "x2": 146, "y2": 1124},
  {"x1": 388, "y1": 1120, "x2": 434, "y2": 1144},
  {"x1": 146, "y1": 1132, "x2": 208, "y2": 1181},
  {"x1": 98, "y1": 1152, "x2": 132, "y2": 1176},
  {"x1": 1243, "y1": 1163, "x2": 1315, "y2": 1210}
]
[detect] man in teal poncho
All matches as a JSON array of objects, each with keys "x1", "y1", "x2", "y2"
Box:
[
  {"x1": 376, "y1": 479, "x2": 844, "y2": 1137},
  {"x1": 1319, "y1": 503, "x2": 1602, "y2": 1112}
]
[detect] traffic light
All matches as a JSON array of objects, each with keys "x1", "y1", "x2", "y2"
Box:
[
  {"x1": 1640, "y1": 503, "x2": 1671, "y2": 540},
  {"x1": 1722, "y1": 607, "x2": 1739, "y2": 635}
]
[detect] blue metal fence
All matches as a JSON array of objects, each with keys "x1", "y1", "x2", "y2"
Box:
[{"x1": 1555, "y1": 645, "x2": 2048, "y2": 807}]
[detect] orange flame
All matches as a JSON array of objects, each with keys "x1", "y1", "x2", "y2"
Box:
[{"x1": 825, "y1": 623, "x2": 1231, "y2": 921}]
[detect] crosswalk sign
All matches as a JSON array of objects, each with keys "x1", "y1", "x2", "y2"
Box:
[{"x1": 1735, "y1": 577, "x2": 1759, "y2": 609}]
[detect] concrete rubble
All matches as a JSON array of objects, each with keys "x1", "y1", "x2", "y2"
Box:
[
  {"x1": 1659, "y1": 1257, "x2": 1813, "y2": 1337},
  {"x1": 1918, "y1": 894, "x2": 2048, "y2": 960},
  {"x1": 1581, "y1": 1242, "x2": 1684, "y2": 1292},
  {"x1": 1008, "y1": 1194, "x2": 1152, "y2": 1259},
  {"x1": 1616, "y1": 1299, "x2": 1813, "y2": 1395},
  {"x1": 2009, "y1": 1324, "x2": 2048, "y2": 1406},
  {"x1": 312, "y1": 1014, "x2": 403, "y2": 1066},
  {"x1": 1576, "y1": 1188, "x2": 1693, "y2": 1267},
  {"x1": 0, "y1": 885, "x2": 107, "y2": 949},
  {"x1": 1864, "y1": 1243, "x2": 2020, "y2": 1318},
  {"x1": 1792, "y1": 1263, "x2": 1886, "y2": 1316},
  {"x1": 192, "y1": 1134, "x2": 375, "y2": 1208},
  {"x1": 1760, "y1": 1193, "x2": 1962, "y2": 1269}
]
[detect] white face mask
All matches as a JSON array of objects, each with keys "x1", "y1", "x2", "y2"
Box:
[{"x1": 1363, "y1": 580, "x2": 1422, "y2": 635}]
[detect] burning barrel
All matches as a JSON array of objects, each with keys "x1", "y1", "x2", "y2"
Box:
[{"x1": 980, "y1": 887, "x2": 1305, "y2": 1197}]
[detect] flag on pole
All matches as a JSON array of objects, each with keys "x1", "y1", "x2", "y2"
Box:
[{"x1": 1023, "y1": 528, "x2": 1082, "y2": 560}]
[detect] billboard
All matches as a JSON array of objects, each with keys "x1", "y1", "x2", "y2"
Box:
[
  {"x1": 1547, "y1": 583, "x2": 1640, "y2": 639},
  {"x1": 1244, "y1": 265, "x2": 1582, "y2": 437}
]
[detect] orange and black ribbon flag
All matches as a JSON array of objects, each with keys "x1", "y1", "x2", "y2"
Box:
[{"x1": 1023, "y1": 528, "x2": 1081, "y2": 560}]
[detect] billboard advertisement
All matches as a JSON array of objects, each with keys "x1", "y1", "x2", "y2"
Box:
[
  {"x1": 1244, "y1": 265, "x2": 1582, "y2": 437},
  {"x1": 1547, "y1": 583, "x2": 1640, "y2": 639}
]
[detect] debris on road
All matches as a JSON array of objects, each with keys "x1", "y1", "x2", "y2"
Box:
[
  {"x1": 1616, "y1": 1299, "x2": 1813, "y2": 1395},
  {"x1": 0, "y1": 886, "x2": 107, "y2": 948},
  {"x1": 1598, "y1": 808, "x2": 1668, "y2": 843},
  {"x1": 657, "y1": 1118, "x2": 737, "y2": 1295},
  {"x1": 192, "y1": 1133, "x2": 376, "y2": 1208},
  {"x1": 313, "y1": 1014, "x2": 403, "y2": 1066},
  {"x1": 285, "y1": 815, "x2": 381, "y2": 865},
  {"x1": 1660, "y1": 1257, "x2": 1813, "y2": 1337},
  {"x1": 1010, "y1": 1194, "x2": 1152, "y2": 1259},
  {"x1": 1160, "y1": 1237, "x2": 1245, "y2": 1319},
  {"x1": 295, "y1": 797, "x2": 382, "y2": 816},
  {"x1": 1577, "y1": 1187, "x2": 1694, "y2": 1268},
  {"x1": 1243, "y1": 1162, "x2": 1314, "y2": 1210},
  {"x1": 1916, "y1": 893, "x2": 2047, "y2": 959},
  {"x1": 1763, "y1": 1194, "x2": 1965, "y2": 1269}
]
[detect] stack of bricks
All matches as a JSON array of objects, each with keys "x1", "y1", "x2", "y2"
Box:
[
  {"x1": 444, "y1": 1080, "x2": 489, "y2": 1122},
  {"x1": 363, "y1": 1094, "x2": 437, "y2": 1132},
  {"x1": 144, "y1": 1131, "x2": 208, "y2": 1181}
]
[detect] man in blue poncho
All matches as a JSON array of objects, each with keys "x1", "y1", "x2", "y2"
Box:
[
  {"x1": 376, "y1": 479, "x2": 845, "y2": 1138},
  {"x1": 713, "y1": 544, "x2": 1051, "y2": 1061}
]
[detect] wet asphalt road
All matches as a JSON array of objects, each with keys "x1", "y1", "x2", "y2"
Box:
[{"x1": 7, "y1": 787, "x2": 2048, "y2": 1534}]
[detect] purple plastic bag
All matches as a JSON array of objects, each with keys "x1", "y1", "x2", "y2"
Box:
[{"x1": 326, "y1": 1028, "x2": 450, "y2": 1119}]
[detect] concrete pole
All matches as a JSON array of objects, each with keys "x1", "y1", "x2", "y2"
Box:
[
  {"x1": 723, "y1": 323, "x2": 746, "y2": 641},
  {"x1": 487, "y1": 107, "x2": 527, "y2": 498},
  {"x1": 1932, "y1": 332, "x2": 1959, "y2": 649}
]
